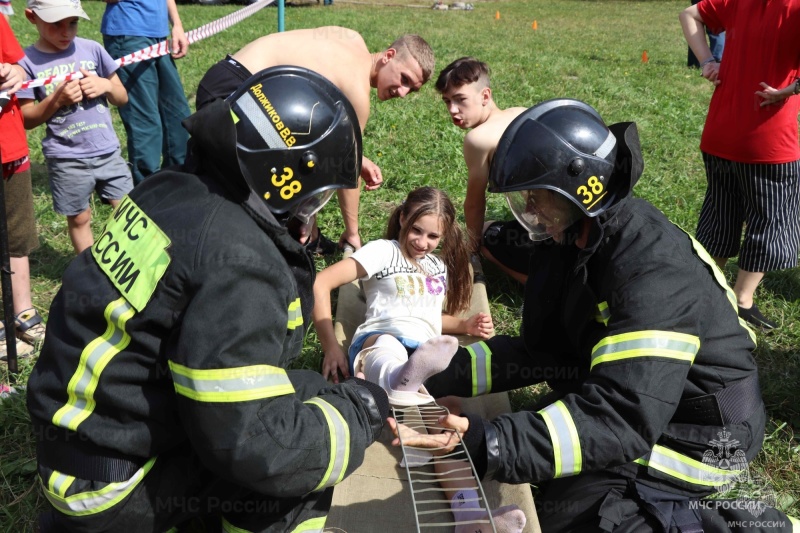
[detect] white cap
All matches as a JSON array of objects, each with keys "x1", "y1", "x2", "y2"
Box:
[{"x1": 27, "y1": 0, "x2": 89, "y2": 23}]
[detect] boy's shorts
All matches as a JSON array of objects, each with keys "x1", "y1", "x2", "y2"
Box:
[
  {"x1": 46, "y1": 149, "x2": 133, "y2": 217},
  {"x1": 3, "y1": 168, "x2": 39, "y2": 257},
  {"x1": 196, "y1": 56, "x2": 253, "y2": 111},
  {"x1": 482, "y1": 220, "x2": 534, "y2": 275}
]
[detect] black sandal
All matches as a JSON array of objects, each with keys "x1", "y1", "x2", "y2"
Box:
[
  {"x1": 0, "y1": 322, "x2": 34, "y2": 361},
  {"x1": 14, "y1": 308, "x2": 47, "y2": 345}
]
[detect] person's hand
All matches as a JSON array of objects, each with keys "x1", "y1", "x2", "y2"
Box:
[
  {"x1": 360, "y1": 156, "x2": 383, "y2": 191},
  {"x1": 339, "y1": 229, "x2": 362, "y2": 250},
  {"x1": 322, "y1": 346, "x2": 350, "y2": 384},
  {"x1": 388, "y1": 414, "x2": 469, "y2": 455},
  {"x1": 78, "y1": 68, "x2": 110, "y2": 100},
  {"x1": 755, "y1": 81, "x2": 792, "y2": 107},
  {"x1": 464, "y1": 312, "x2": 494, "y2": 339},
  {"x1": 170, "y1": 26, "x2": 189, "y2": 59},
  {"x1": 54, "y1": 79, "x2": 83, "y2": 108},
  {"x1": 0, "y1": 63, "x2": 25, "y2": 95},
  {"x1": 701, "y1": 61, "x2": 721, "y2": 86}
]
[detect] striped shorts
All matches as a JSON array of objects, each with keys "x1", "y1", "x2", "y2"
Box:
[{"x1": 696, "y1": 153, "x2": 800, "y2": 273}]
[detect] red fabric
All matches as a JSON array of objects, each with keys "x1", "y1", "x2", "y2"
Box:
[
  {"x1": 0, "y1": 16, "x2": 28, "y2": 165},
  {"x1": 698, "y1": 0, "x2": 800, "y2": 164}
]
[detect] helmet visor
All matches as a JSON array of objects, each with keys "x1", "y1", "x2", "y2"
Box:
[
  {"x1": 289, "y1": 188, "x2": 335, "y2": 224},
  {"x1": 506, "y1": 189, "x2": 582, "y2": 242}
]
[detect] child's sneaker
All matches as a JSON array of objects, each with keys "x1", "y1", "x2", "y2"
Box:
[
  {"x1": 14, "y1": 308, "x2": 46, "y2": 346},
  {"x1": 0, "y1": 321, "x2": 34, "y2": 362}
]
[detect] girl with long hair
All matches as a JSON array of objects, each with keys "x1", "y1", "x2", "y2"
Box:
[{"x1": 313, "y1": 186, "x2": 493, "y2": 401}]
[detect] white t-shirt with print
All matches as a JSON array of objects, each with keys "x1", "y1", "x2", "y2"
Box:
[{"x1": 351, "y1": 239, "x2": 447, "y2": 344}]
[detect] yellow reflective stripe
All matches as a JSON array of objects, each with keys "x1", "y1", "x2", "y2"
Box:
[
  {"x1": 222, "y1": 518, "x2": 253, "y2": 533},
  {"x1": 92, "y1": 195, "x2": 171, "y2": 312},
  {"x1": 42, "y1": 457, "x2": 156, "y2": 516},
  {"x1": 590, "y1": 331, "x2": 699, "y2": 370},
  {"x1": 168, "y1": 361, "x2": 295, "y2": 403},
  {"x1": 48, "y1": 471, "x2": 76, "y2": 498},
  {"x1": 684, "y1": 232, "x2": 756, "y2": 345},
  {"x1": 466, "y1": 341, "x2": 491, "y2": 397},
  {"x1": 686, "y1": 233, "x2": 736, "y2": 309},
  {"x1": 538, "y1": 400, "x2": 582, "y2": 477},
  {"x1": 595, "y1": 301, "x2": 610, "y2": 326},
  {"x1": 290, "y1": 516, "x2": 327, "y2": 533},
  {"x1": 287, "y1": 298, "x2": 303, "y2": 330},
  {"x1": 52, "y1": 298, "x2": 135, "y2": 431},
  {"x1": 635, "y1": 444, "x2": 741, "y2": 488},
  {"x1": 788, "y1": 515, "x2": 799, "y2": 530},
  {"x1": 305, "y1": 398, "x2": 350, "y2": 491}
]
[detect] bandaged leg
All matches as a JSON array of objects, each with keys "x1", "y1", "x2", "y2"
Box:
[
  {"x1": 451, "y1": 490, "x2": 526, "y2": 533},
  {"x1": 354, "y1": 335, "x2": 458, "y2": 407}
]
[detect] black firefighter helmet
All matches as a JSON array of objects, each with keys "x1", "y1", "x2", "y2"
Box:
[
  {"x1": 489, "y1": 98, "x2": 643, "y2": 241},
  {"x1": 225, "y1": 66, "x2": 362, "y2": 223}
]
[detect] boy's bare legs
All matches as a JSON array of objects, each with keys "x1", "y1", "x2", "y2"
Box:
[
  {"x1": 9, "y1": 257, "x2": 33, "y2": 315},
  {"x1": 67, "y1": 208, "x2": 93, "y2": 254}
]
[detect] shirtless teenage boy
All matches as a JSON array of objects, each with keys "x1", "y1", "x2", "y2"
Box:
[
  {"x1": 436, "y1": 57, "x2": 529, "y2": 283},
  {"x1": 197, "y1": 27, "x2": 435, "y2": 252}
]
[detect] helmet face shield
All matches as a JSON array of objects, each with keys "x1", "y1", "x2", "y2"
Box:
[
  {"x1": 506, "y1": 188, "x2": 583, "y2": 242},
  {"x1": 289, "y1": 189, "x2": 335, "y2": 224},
  {"x1": 489, "y1": 99, "x2": 620, "y2": 218}
]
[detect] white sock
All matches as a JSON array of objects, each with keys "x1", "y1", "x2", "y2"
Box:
[{"x1": 390, "y1": 335, "x2": 459, "y2": 392}]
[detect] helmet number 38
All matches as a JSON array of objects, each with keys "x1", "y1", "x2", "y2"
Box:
[
  {"x1": 577, "y1": 176, "x2": 606, "y2": 209},
  {"x1": 271, "y1": 167, "x2": 302, "y2": 200}
]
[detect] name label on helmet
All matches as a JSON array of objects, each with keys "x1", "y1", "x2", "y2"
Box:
[
  {"x1": 576, "y1": 175, "x2": 607, "y2": 211},
  {"x1": 92, "y1": 196, "x2": 172, "y2": 311},
  {"x1": 249, "y1": 83, "x2": 297, "y2": 147}
]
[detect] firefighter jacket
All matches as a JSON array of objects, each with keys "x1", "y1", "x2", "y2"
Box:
[
  {"x1": 427, "y1": 196, "x2": 765, "y2": 498},
  {"x1": 26, "y1": 99, "x2": 389, "y2": 503}
]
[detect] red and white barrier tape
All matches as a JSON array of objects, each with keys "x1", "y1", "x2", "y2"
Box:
[{"x1": 14, "y1": 0, "x2": 274, "y2": 91}]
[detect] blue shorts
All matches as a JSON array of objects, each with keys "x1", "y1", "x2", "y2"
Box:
[
  {"x1": 348, "y1": 331, "x2": 420, "y2": 374},
  {"x1": 46, "y1": 149, "x2": 133, "y2": 216}
]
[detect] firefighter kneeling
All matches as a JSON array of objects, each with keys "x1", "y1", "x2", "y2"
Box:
[
  {"x1": 27, "y1": 67, "x2": 390, "y2": 532},
  {"x1": 391, "y1": 99, "x2": 799, "y2": 533}
]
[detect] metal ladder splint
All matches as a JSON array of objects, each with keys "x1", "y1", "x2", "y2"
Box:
[{"x1": 393, "y1": 403, "x2": 497, "y2": 532}]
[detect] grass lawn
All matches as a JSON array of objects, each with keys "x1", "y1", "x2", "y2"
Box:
[{"x1": 2, "y1": 0, "x2": 798, "y2": 530}]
